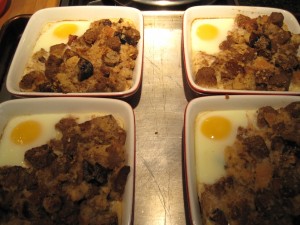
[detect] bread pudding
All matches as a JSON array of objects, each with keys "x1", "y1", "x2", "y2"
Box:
[
  {"x1": 193, "y1": 12, "x2": 300, "y2": 91},
  {"x1": 197, "y1": 101, "x2": 300, "y2": 225},
  {"x1": 0, "y1": 114, "x2": 129, "y2": 225},
  {"x1": 19, "y1": 18, "x2": 140, "y2": 93}
]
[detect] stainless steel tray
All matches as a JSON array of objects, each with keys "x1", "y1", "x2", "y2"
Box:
[
  {"x1": 133, "y1": 11, "x2": 191, "y2": 225},
  {"x1": 0, "y1": 12, "x2": 193, "y2": 225}
]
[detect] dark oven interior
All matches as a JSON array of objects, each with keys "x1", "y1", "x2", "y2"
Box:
[
  {"x1": 59, "y1": 0, "x2": 233, "y2": 10},
  {"x1": 59, "y1": 0, "x2": 299, "y2": 18}
]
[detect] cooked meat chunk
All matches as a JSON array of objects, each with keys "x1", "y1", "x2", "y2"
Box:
[
  {"x1": 195, "y1": 67, "x2": 217, "y2": 87},
  {"x1": 224, "y1": 60, "x2": 244, "y2": 76},
  {"x1": 239, "y1": 47, "x2": 256, "y2": 62},
  {"x1": 67, "y1": 34, "x2": 78, "y2": 45},
  {"x1": 63, "y1": 48, "x2": 79, "y2": 61},
  {"x1": 236, "y1": 14, "x2": 258, "y2": 32},
  {"x1": 285, "y1": 101, "x2": 300, "y2": 118},
  {"x1": 257, "y1": 106, "x2": 278, "y2": 128},
  {"x1": 268, "y1": 71, "x2": 291, "y2": 90},
  {"x1": 45, "y1": 54, "x2": 63, "y2": 80},
  {"x1": 19, "y1": 70, "x2": 46, "y2": 90},
  {"x1": 281, "y1": 124, "x2": 300, "y2": 146},
  {"x1": 83, "y1": 27, "x2": 101, "y2": 45},
  {"x1": 272, "y1": 30, "x2": 291, "y2": 45},
  {"x1": 249, "y1": 33, "x2": 271, "y2": 51},
  {"x1": 121, "y1": 26, "x2": 141, "y2": 45},
  {"x1": 25, "y1": 144, "x2": 57, "y2": 169},
  {"x1": 219, "y1": 35, "x2": 234, "y2": 50},
  {"x1": 106, "y1": 36, "x2": 121, "y2": 52},
  {"x1": 38, "y1": 81, "x2": 61, "y2": 92},
  {"x1": 33, "y1": 48, "x2": 48, "y2": 64},
  {"x1": 243, "y1": 135, "x2": 269, "y2": 159},
  {"x1": 254, "y1": 69, "x2": 273, "y2": 90},
  {"x1": 268, "y1": 12, "x2": 284, "y2": 27},
  {"x1": 55, "y1": 117, "x2": 78, "y2": 131},
  {"x1": 251, "y1": 34, "x2": 272, "y2": 58},
  {"x1": 102, "y1": 49, "x2": 120, "y2": 67},
  {"x1": 49, "y1": 43, "x2": 67, "y2": 57}
]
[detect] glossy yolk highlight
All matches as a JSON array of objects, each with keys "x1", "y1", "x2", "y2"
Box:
[
  {"x1": 53, "y1": 23, "x2": 78, "y2": 39},
  {"x1": 197, "y1": 24, "x2": 219, "y2": 41},
  {"x1": 201, "y1": 116, "x2": 231, "y2": 140},
  {"x1": 10, "y1": 120, "x2": 41, "y2": 145}
]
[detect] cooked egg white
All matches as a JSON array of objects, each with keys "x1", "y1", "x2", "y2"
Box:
[
  {"x1": 32, "y1": 20, "x2": 91, "y2": 53},
  {"x1": 0, "y1": 114, "x2": 63, "y2": 167},
  {"x1": 0, "y1": 113, "x2": 114, "y2": 167},
  {"x1": 194, "y1": 110, "x2": 256, "y2": 187},
  {"x1": 191, "y1": 18, "x2": 234, "y2": 54}
]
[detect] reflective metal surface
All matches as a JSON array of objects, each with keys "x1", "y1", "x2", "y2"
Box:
[
  {"x1": 132, "y1": 11, "x2": 191, "y2": 225},
  {"x1": 60, "y1": 0, "x2": 227, "y2": 10},
  {"x1": 116, "y1": 0, "x2": 215, "y2": 6}
]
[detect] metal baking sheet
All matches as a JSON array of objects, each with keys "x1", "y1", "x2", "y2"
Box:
[
  {"x1": 133, "y1": 11, "x2": 191, "y2": 225},
  {"x1": 0, "y1": 12, "x2": 193, "y2": 225}
]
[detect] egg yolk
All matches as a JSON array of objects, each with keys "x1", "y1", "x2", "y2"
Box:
[
  {"x1": 197, "y1": 24, "x2": 219, "y2": 41},
  {"x1": 53, "y1": 23, "x2": 78, "y2": 39},
  {"x1": 201, "y1": 116, "x2": 231, "y2": 140},
  {"x1": 10, "y1": 120, "x2": 41, "y2": 145}
]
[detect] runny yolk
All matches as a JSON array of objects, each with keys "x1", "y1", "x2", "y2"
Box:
[
  {"x1": 53, "y1": 23, "x2": 78, "y2": 39},
  {"x1": 10, "y1": 120, "x2": 41, "y2": 145},
  {"x1": 196, "y1": 24, "x2": 219, "y2": 41},
  {"x1": 201, "y1": 116, "x2": 231, "y2": 140}
]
